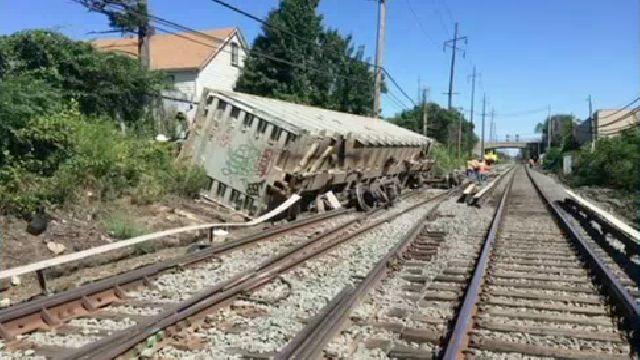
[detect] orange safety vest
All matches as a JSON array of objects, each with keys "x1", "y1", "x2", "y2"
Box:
[{"x1": 479, "y1": 162, "x2": 489, "y2": 174}]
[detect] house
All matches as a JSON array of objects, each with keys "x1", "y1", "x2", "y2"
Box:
[
  {"x1": 593, "y1": 109, "x2": 639, "y2": 139},
  {"x1": 93, "y1": 27, "x2": 247, "y2": 119},
  {"x1": 575, "y1": 109, "x2": 639, "y2": 146}
]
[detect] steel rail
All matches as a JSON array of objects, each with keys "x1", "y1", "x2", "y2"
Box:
[
  {"x1": 441, "y1": 167, "x2": 514, "y2": 360},
  {"x1": 66, "y1": 189, "x2": 457, "y2": 360},
  {"x1": 0, "y1": 208, "x2": 350, "y2": 339},
  {"x1": 443, "y1": 166, "x2": 640, "y2": 359},
  {"x1": 526, "y1": 168, "x2": 640, "y2": 351},
  {"x1": 275, "y1": 196, "x2": 448, "y2": 359}
]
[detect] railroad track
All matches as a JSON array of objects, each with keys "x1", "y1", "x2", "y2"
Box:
[
  {"x1": 312, "y1": 165, "x2": 639, "y2": 360},
  {"x1": 443, "y1": 166, "x2": 639, "y2": 359},
  {"x1": 0, "y1": 187, "x2": 453, "y2": 359}
]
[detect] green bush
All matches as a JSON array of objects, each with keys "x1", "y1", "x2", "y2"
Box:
[
  {"x1": 572, "y1": 128, "x2": 640, "y2": 192},
  {"x1": 0, "y1": 106, "x2": 211, "y2": 215},
  {"x1": 169, "y1": 164, "x2": 210, "y2": 198},
  {"x1": 430, "y1": 144, "x2": 465, "y2": 176},
  {"x1": 102, "y1": 213, "x2": 148, "y2": 240},
  {"x1": 542, "y1": 147, "x2": 563, "y2": 171}
]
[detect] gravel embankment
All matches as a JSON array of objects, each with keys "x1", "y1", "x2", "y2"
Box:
[
  {"x1": 154, "y1": 190, "x2": 448, "y2": 359},
  {"x1": 323, "y1": 180, "x2": 506, "y2": 358}
]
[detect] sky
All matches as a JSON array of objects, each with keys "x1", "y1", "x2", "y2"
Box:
[{"x1": 1, "y1": 0, "x2": 639, "y2": 141}]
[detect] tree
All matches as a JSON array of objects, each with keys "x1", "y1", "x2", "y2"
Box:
[
  {"x1": 236, "y1": 0, "x2": 323, "y2": 104},
  {"x1": 388, "y1": 103, "x2": 477, "y2": 155},
  {"x1": 534, "y1": 114, "x2": 577, "y2": 148},
  {"x1": 235, "y1": 0, "x2": 376, "y2": 115},
  {"x1": 79, "y1": 0, "x2": 148, "y2": 34},
  {"x1": 0, "y1": 30, "x2": 164, "y2": 124}
]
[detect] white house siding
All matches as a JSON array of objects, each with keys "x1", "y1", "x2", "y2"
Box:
[
  {"x1": 169, "y1": 71, "x2": 198, "y2": 99},
  {"x1": 195, "y1": 33, "x2": 246, "y2": 98}
]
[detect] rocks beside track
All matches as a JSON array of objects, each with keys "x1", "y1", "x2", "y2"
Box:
[
  {"x1": 323, "y1": 184, "x2": 504, "y2": 358},
  {"x1": 155, "y1": 190, "x2": 448, "y2": 359}
]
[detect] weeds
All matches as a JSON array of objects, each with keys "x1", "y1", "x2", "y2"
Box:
[{"x1": 102, "y1": 213, "x2": 148, "y2": 240}]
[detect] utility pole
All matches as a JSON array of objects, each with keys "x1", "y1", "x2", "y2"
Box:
[
  {"x1": 489, "y1": 108, "x2": 495, "y2": 142},
  {"x1": 457, "y1": 108, "x2": 463, "y2": 158},
  {"x1": 444, "y1": 23, "x2": 467, "y2": 110},
  {"x1": 468, "y1": 67, "x2": 478, "y2": 134},
  {"x1": 481, "y1": 94, "x2": 486, "y2": 161},
  {"x1": 372, "y1": 0, "x2": 387, "y2": 118},
  {"x1": 422, "y1": 88, "x2": 430, "y2": 137},
  {"x1": 588, "y1": 95, "x2": 595, "y2": 152},
  {"x1": 138, "y1": 0, "x2": 151, "y2": 69},
  {"x1": 546, "y1": 105, "x2": 552, "y2": 151}
]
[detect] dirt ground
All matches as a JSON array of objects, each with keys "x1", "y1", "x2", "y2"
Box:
[{"x1": 0, "y1": 194, "x2": 267, "y2": 294}]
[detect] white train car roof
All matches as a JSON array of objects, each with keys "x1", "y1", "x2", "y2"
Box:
[{"x1": 208, "y1": 89, "x2": 431, "y2": 146}]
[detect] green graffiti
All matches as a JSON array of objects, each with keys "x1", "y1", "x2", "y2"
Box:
[{"x1": 222, "y1": 143, "x2": 262, "y2": 177}]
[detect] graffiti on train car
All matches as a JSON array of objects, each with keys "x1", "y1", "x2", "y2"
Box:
[
  {"x1": 222, "y1": 144, "x2": 274, "y2": 179},
  {"x1": 218, "y1": 126, "x2": 233, "y2": 148},
  {"x1": 246, "y1": 181, "x2": 262, "y2": 196}
]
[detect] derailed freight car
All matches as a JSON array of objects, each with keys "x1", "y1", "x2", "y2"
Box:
[{"x1": 179, "y1": 89, "x2": 434, "y2": 219}]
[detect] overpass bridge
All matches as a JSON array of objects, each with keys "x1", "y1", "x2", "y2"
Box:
[{"x1": 472, "y1": 137, "x2": 543, "y2": 156}]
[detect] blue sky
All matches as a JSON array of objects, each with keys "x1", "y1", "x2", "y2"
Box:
[{"x1": 1, "y1": 0, "x2": 638, "y2": 140}]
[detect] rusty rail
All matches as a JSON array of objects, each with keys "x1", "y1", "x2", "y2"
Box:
[
  {"x1": 66, "y1": 189, "x2": 457, "y2": 360},
  {"x1": 442, "y1": 166, "x2": 640, "y2": 359},
  {"x1": 526, "y1": 167, "x2": 640, "y2": 351},
  {"x1": 441, "y1": 167, "x2": 514, "y2": 360},
  {"x1": 0, "y1": 208, "x2": 349, "y2": 340},
  {"x1": 275, "y1": 196, "x2": 447, "y2": 360}
]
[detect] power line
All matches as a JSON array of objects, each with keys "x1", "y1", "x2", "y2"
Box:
[
  {"x1": 385, "y1": 92, "x2": 409, "y2": 110},
  {"x1": 207, "y1": 0, "x2": 417, "y2": 109},
  {"x1": 403, "y1": 0, "x2": 439, "y2": 47},
  {"x1": 598, "y1": 105, "x2": 640, "y2": 129},
  {"x1": 382, "y1": 68, "x2": 417, "y2": 107},
  {"x1": 438, "y1": 0, "x2": 456, "y2": 25},
  {"x1": 77, "y1": 0, "x2": 420, "y2": 112},
  {"x1": 597, "y1": 95, "x2": 640, "y2": 120}
]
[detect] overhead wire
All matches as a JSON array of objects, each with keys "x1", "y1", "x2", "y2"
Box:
[
  {"x1": 76, "y1": 0, "x2": 381, "y2": 88},
  {"x1": 207, "y1": 0, "x2": 418, "y2": 106},
  {"x1": 598, "y1": 105, "x2": 640, "y2": 129},
  {"x1": 403, "y1": 0, "x2": 440, "y2": 48},
  {"x1": 596, "y1": 95, "x2": 640, "y2": 120}
]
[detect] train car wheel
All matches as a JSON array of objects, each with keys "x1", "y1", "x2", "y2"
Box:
[{"x1": 355, "y1": 183, "x2": 375, "y2": 211}]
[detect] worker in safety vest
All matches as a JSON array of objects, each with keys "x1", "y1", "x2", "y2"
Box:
[
  {"x1": 479, "y1": 161, "x2": 490, "y2": 182},
  {"x1": 466, "y1": 159, "x2": 474, "y2": 177}
]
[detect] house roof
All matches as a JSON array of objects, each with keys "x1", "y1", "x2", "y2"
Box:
[{"x1": 93, "y1": 27, "x2": 240, "y2": 71}]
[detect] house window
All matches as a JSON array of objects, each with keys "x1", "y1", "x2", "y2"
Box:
[
  {"x1": 231, "y1": 43, "x2": 239, "y2": 67},
  {"x1": 216, "y1": 182, "x2": 227, "y2": 198},
  {"x1": 166, "y1": 74, "x2": 175, "y2": 86}
]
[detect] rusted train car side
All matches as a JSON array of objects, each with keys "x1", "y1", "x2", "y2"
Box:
[{"x1": 180, "y1": 89, "x2": 434, "y2": 219}]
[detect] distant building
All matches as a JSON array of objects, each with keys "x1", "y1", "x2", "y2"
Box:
[
  {"x1": 575, "y1": 109, "x2": 639, "y2": 146},
  {"x1": 594, "y1": 109, "x2": 639, "y2": 139},
  {"x1": 93, "y1": 27, "x2": 247, "y2": 119}
]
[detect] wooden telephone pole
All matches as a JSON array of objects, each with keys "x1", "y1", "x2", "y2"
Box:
[
  {"x1": 481, "y1": 94, "x2": 486, "y2": 161},
  {"x1": 372, "y1": 0, "x2": 387, "y2": 118},
  {"x1": 422, "y1": 88, "x2": 430, "y2": 137}
]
